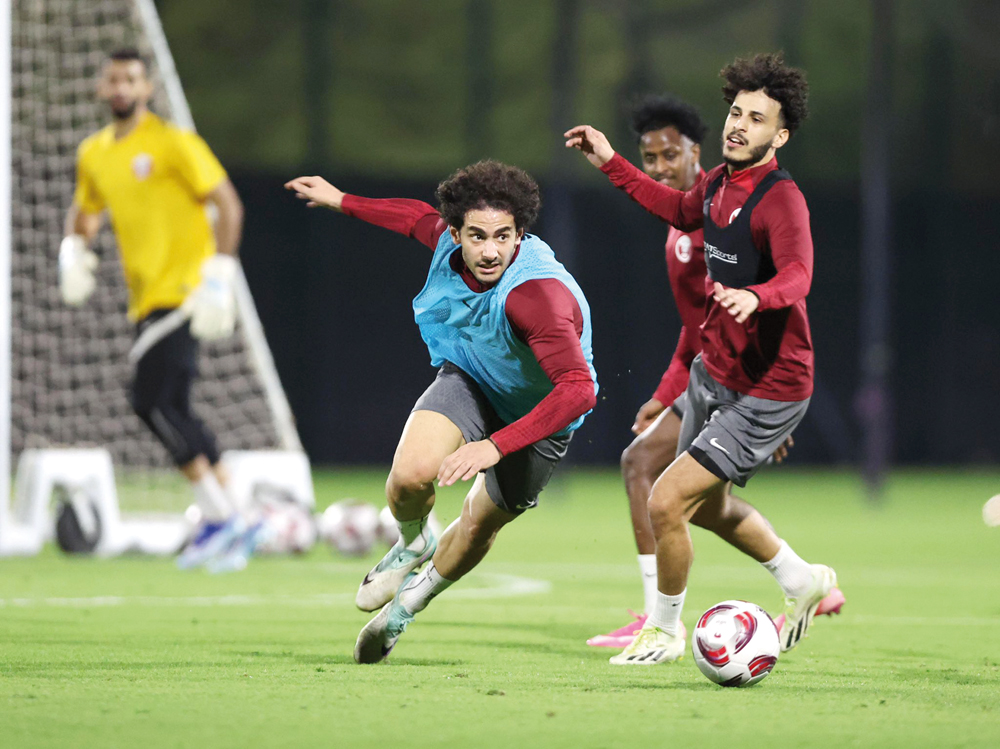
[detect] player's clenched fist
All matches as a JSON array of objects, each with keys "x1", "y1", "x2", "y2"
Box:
[
  {"x1": 713, "y1": 282, "x2": 759, "y2": 324},
  {"x1": 632, "y1": 398, "x2": 665, "y2": 435},
  {"x1": 284, "y1": 175, "x2": 346, "y2": 211},
  {"x1": 564, "y1": 125, "x2": 616, "y2": 168}
]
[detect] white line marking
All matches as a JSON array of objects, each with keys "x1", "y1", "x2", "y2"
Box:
[{"x1": 0, "y1": 573, "x2": 551, "y2": 608}]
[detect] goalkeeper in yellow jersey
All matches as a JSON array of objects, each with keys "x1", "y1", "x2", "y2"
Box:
[{"x1": 61, "y1": 48, "x2": 252, "y2": 570}]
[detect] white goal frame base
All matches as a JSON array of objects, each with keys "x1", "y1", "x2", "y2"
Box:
[
  {"x1": 2, "y1": 448, "x2": 314, "y2": 557},
  {"x1": 220, "y1": 449, "x2": 315, "y2": 511}
]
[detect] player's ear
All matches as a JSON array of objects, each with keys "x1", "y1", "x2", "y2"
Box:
[
  {"x1": 516, "y1": 228, "x2": 524, "y2": 246},
  {"x1": 449, "y1": 225, "x2": 462, "y2": 245},
  {"x1": 691, "y1": 142, "x2": 701, "y2": 163},
  {"x1": 772, "y1": 128, "x2": 790, "y2": 150}
]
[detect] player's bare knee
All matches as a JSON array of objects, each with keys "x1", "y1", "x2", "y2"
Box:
[
  {"x1": 620, "y1": 441, "x2": 639, "y2": 478},
  {"x1": 647, "y1": 485, "x2": 686, "y2": 530},
  {"x1": 621, "y1": 439, "x2": 656, "y2": 483},
  {"x1": 386, "y1": 461, "x2": 437, "y2": 500}
]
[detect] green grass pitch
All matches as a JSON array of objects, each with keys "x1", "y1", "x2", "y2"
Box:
[{"x1": 2, "y1": 468, "x2": 998, "y2": 748}]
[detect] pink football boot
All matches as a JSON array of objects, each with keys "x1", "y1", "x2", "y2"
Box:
[
  {"x1": 587, "y1": 610, "x2": 649, "y2": 648},
  {"x1": 772, "y1": 587, "x2": 845, "y2": 632}
]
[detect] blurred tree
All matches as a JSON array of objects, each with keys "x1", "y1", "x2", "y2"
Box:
[{"x1": 153, "y1": 0, "x2": 998, "y2": 194}]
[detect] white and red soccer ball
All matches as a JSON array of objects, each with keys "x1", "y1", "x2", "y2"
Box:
[
  {"x1": 318, "y1": 499, "x2": 405, "y2": 556},
  {"x1": 255, "y1": 499, "x2": 317, "y2": 555},
  {"x1": 692, "y1": 600, "x2": 780, "y2": 687}
]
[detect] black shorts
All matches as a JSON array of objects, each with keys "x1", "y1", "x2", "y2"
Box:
[
  {"x1": 130, "y1": 309, "x2": 219, "y2": 466},
  {"x1": 412, "y1": 363, "x2": 571, "y2": 515}
]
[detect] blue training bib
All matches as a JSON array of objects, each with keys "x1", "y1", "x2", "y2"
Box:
[{"x1": 412, "y1": 232, "x2": 598, "y2": 435}]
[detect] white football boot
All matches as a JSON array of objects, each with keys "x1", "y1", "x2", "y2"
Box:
[
  {"x1": 355, "y1": 529, "x2": 437, "y2": 612},
  {"x1": 609, "y1": 621, "x2": 686, "y2": 665},
  {"x1": 779, "y1": 564, "x2": 838, "y2": 652},
  {"x1": 354, "y1": 574, "x2": 417, "y2": 664}
]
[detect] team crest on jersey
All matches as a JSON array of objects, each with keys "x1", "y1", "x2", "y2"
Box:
[
  {"x1": 131, "y1": 153, "x2": 153, "y2": 180},
  {"x1": 674, "y1": 234, "x2": 693, "y2": 263}
]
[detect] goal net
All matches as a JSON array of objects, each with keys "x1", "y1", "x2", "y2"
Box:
[{"x1": 9, "y1": 0, "x2": 300, "y2": 513}]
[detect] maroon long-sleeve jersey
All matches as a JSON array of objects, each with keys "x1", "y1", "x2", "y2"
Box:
[
  {"x1": 340, "y1": 194, "x2": 596, "y2": 455},
  {"x1": 602, "y1": 153, "x2": 814, "y2": 401}
]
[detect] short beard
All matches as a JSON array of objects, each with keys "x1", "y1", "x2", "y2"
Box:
[
  {"x1": 110, "y1": 101, "x2": 138, "y2": 121},
  {"x1": 721, "y1": 136, "x2": 772, "y2": 170}
]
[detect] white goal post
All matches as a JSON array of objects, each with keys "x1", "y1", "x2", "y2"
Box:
[
  {"x1": 2, "y1": 0, "x2": 307, "y2": 553},
  {"x1": 2, "y1": 0, "x2": 14, "y2": 543}
]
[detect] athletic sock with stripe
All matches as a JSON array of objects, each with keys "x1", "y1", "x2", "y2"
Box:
[{"x1": 397, "y1": 563, "x2": 453, "y2": 614}]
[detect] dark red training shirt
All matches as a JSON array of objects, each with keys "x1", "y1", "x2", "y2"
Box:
[
  {"x1": 601, "y1": 153, "x2": 814, "y2": 401},
  {"x1": 340, "y1": 194, "x2": 596, "y2": 455},
  {"x1": 652, "y1": 170, "x2": 707, "y2": 407}
]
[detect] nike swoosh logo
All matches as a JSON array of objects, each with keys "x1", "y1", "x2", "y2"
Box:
[
  {"x1": 709, "y1": 437, "x2": 731, "y2": 456},
  {"x1": 362, "y1": 572, "x2": 375, "y2": 586}
]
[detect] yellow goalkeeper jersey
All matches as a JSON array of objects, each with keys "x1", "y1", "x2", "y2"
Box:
[{"x1": 73, "y1": 112, "x2": 227, "y2": 320}]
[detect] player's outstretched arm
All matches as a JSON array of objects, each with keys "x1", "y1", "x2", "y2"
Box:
[
  {"x1": 563, "y1": 125, "x2": 616, "y2": 168},
  {"x1": 284, "y1": 175, "x2": 346, "y2": 211},
  {"x1": 566, "y1": 125, "x2": 704, "y2": 231},
  {"x1": 286, "y1": 176, "x2": 446, "y2": 249},
  {"x1": 59, "y1": 202, "x2": 102, "y2": 307}
]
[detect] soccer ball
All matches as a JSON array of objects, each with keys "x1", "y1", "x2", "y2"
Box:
[
  {"x1": 255, "y1": 499, "x2": 318, "y2": 555},
  {"x1": 692, "y1": 600, "x2": 780, "y2": 687},
  {"x1": 318, "y1": 500, "x2": 381, "y2": 556}
]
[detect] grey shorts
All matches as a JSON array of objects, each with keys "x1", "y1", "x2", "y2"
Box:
[
  {"x1": 677, "y1": 355, "x2": 809, "y2": 487},
  {"x1": 412, "y1": 362, "x2": 571, "y2": 515},
  {"x1": 670, "y1": 391, "x2": 689, "y2": 420}
]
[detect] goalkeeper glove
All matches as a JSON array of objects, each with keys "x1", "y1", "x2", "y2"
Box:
[
  {"x1": 190, "y1": 254, "x2": 238, "y2": 341},
  {"x1": 58, "y1": 235, "x2": 98, "y2": 306}
]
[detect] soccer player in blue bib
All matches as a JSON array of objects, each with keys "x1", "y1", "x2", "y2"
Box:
[{"x1": 286, "y1": 161, "x2": 599, "y2": 663}]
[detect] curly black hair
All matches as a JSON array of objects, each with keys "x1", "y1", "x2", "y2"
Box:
[
  {"x1": 628, "y1": 94, "x2": 709, "y2": 144},
  {"x1": 435, "y1": 160, "x2": 541, "y2": 231},
  {"x1": 720, "y1": 52, "x2": 809, "y2": 136}
]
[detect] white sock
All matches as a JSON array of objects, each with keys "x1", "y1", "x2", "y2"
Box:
[
  {"x1": 648, "y1": 588, "x2": 686, "y2": 636},
  {"x1": 762, "y1": 540, "x2": 814, "y2": 598},
  {"x1": 397, "y1": 563, "x2": 453, "y2": 614},
  {"x1": 397, "y1": 515, "x2": 431, "y2": 551},
  {"x1": 192, "y1": 474, "x2": 233, "y2": 522},
  {"x1": 638, "y1": 554, "x2": 658, "y2": 615}
]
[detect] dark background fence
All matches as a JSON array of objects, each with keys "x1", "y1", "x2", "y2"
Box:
[
  {"x1": 149, "y1": 0, "x2": 1000, "y2": 468},
  {"x1": 235, "y1": 170, "x2": 1000, "y2": 466}
]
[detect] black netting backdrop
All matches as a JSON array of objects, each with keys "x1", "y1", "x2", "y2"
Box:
[{"x1": 12, "y1": 1, "x2": 284, "y2": 503}]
